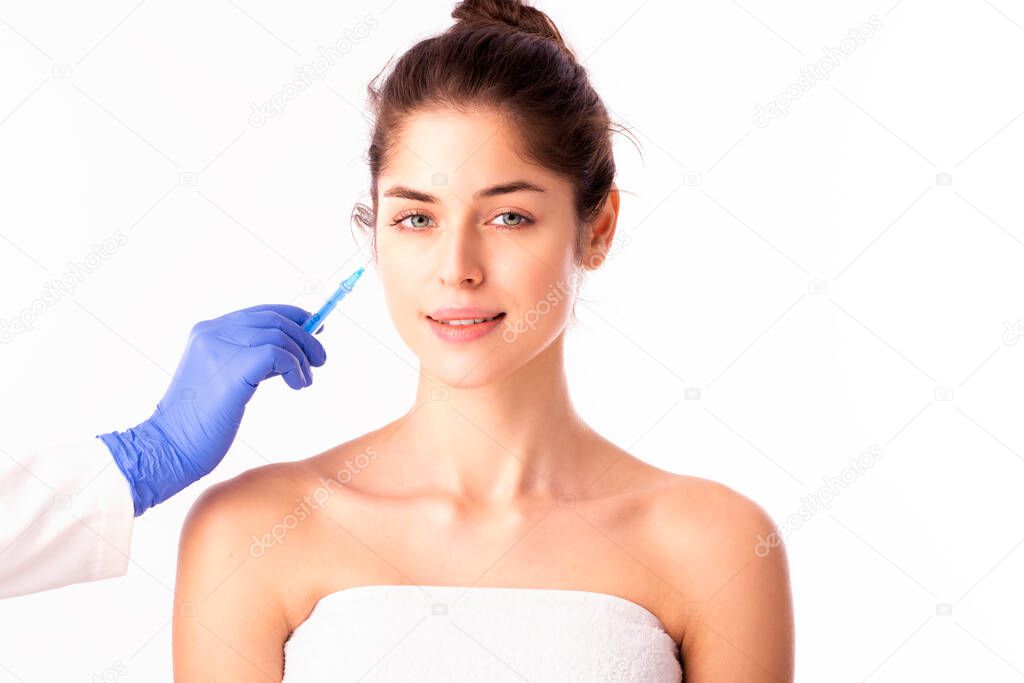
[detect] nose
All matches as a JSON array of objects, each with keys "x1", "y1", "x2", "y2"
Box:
[{"x1": 438, "y1": 217, "x2": 484, "y2": 288}]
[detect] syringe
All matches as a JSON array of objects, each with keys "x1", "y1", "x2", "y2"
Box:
[{"x1": 302, "y1": 267, "x2": 365, "y2": 334}]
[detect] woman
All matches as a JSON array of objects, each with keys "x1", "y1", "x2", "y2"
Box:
[{"x1": 173, "y1": 0, "x2": 795, "y2": 680}]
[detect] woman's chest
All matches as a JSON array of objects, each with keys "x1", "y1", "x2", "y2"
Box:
[{"x1": 281, "y1": 491, "x2": 689, "y2": 644}]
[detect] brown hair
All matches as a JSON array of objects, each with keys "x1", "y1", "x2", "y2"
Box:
[{"x1": 351, "y1": 0, "x2": 630, "y2": 266}]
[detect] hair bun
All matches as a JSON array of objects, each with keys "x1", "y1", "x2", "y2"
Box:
[{"x1": 451, "y1": 0, "x2": 569, "y2": 52}]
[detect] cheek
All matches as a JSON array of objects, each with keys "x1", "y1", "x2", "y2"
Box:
[
  {"x1": 376, "y1": 242, "x2": 420, "y2": 322},
  {"x1": 377, "y1": 229, "x2": 425, "y2": 279},
  {"x1": 499, "y1": 248, "x2": 577, "y2": 334},
  {"x1": 517, "y1": 225, "x2": 578, "y2": 288}
]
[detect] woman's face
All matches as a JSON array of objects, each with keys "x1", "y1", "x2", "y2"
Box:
[{"x1": 375, "y1": 107, "x2": 585, "y2": 388}]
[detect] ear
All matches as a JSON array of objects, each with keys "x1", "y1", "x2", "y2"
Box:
[{"x1": 582, "y1": 184, "x2": 620, "y2": 270}]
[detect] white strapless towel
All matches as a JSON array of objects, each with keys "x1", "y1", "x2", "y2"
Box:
[{"x1": 281, "y1": 584, "x2": 683, "y2": 682}]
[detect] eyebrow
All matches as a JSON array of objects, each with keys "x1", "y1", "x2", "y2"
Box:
[{"x1": 382, "y1": 180, "x2": 546, "y2": 203}]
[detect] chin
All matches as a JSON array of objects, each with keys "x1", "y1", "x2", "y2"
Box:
[
  {"x1": 418, "y1": 327, "x2": 565, "y2": 391},
  {"x1": 418, "y1": 340, "x2": 520, "y2": 389},
  {"x1": 426, "y1": 360, "x2": 505, "y2": 389}
]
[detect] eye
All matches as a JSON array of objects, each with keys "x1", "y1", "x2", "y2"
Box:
[
  {"x1": 389, "y1": 209, "x2": 534, "y2": 232},
  {"x1": 490, "y1": 210, "x2": 533, "y2": 230},
  {"x1": 390, "y1": 212, "x2": 435, "y2": 231}
]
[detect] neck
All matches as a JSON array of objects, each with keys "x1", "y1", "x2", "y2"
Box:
[{"x1": 386, "y1": 333, "x2": 594, "y2": 504}]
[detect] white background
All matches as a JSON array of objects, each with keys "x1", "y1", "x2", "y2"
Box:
[{"x1": 2, "y1": 0, "x2": 1023, "y2": 680}]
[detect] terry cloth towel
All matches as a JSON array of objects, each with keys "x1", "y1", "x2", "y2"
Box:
[{"x1": 282, "y1": 584, "x2": 683, "y2": 682}]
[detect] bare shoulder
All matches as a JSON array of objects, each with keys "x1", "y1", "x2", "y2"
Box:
[
  {"x1": 179, "y1": 429, "x2": 379, "y2": 532},
  {"x1": 180, "y1": 459, "x2": 313, "y2": 544},
  {"x1": 644, "y1": 472, "x2": 795, "y2": 681},
  {"x1": 654, "y1": 473, "x2": 781, "y2": 548},
  {"x1": 589, "y1": 449, "x2": 789, "y2": 588},
  {"x1": 637, "y1": 470, "x2": 788, "y2": 585},
  {"x1": 177, "y1": 430, "x2": 385, "y2": 578},
  {"x1": 176, "y1": 456, "x2": 337, "y2": 585},
  {"x1": 173, "y1": 460, "x2": 320, "y2": 680},
  {"x1": 176, "y1": 459, "x2": 317, "y2": 604}
]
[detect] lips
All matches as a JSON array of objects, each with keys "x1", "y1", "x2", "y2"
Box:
[
  {"x1": 426, "y1": 306, "x2": 507, "y2": 343},
  {"x1": 427, "y1": 306, "x2": 506, "y2": 324}
]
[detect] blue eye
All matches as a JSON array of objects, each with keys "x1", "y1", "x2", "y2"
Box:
[
  {"x1": 390, "y1": 213, "x2": 435, "y2": 231},
  {"x1": 388, "y1": 210, "x2": 534, "y2": 232},
  {"x1": 491, "y1": 211, "x2": 532, "y2": 230}
]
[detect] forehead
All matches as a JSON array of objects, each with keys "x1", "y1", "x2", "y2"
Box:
[{"x1": 380, "y1": 107, "x2": 561, "y2": 191}]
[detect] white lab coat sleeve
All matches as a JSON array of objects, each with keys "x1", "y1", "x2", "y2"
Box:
[{"x1": 0, "y1": 436, "x2": 135, "y2": 599}]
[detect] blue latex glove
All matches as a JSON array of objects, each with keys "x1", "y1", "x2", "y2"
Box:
[{"x1": 98, "y1": 304, "x2": 327, "y2": 516}]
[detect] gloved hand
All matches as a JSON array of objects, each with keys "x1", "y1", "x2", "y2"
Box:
[{"x1": 98, "y1": 304, "x2": 327, "y2": 516}]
